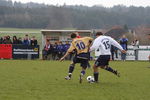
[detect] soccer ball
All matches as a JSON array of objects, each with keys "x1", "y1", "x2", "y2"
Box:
[{"x1": 87, "y1": 76, "x2": 95, "y2": 83}]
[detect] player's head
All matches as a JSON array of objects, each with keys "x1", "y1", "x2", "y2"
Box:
[
  {"x1": 96, "y1": 32, "x2": 103, "y2": 37},
  {"x1": 71, "y1": 33, "x2": 77, "y2": 39},
  {"x1": 122, "y1": 35, "x2": 126, "y2": 38}
]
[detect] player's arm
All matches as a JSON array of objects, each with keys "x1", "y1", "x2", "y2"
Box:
[
  {"x1": 110, "y1": 37, "x2": 126, "y2": 53},
  {"x1": 60, "y1": 43, "x2": 75, "y2": 61},
  {"x1": 86, "y1": 37, "x2": 93, "y2": 47},
  {"x1": 89, "y1": 39, "x2": 99, "y2": 52}
]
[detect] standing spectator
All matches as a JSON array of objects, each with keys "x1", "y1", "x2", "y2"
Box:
[
  {"x1": 114, "y1": 47, "x2": 118, "y2": 59},
  {"x1": 131, "y1": 38, "x2": 139, "y2": 61},
  {"x1": 111, "y1": 45, "x2": 115, "y2": 61},
  {"x1": 42, "y1": 39, "x2": 52, "y2": 60},
  {"x1": 4, "y1": 36, "x2": 12, "y2": 44},
  {"x1": 0, "y1": 37, "x2": 3, "y2": 44},
  {"x1": 23, "y1": 34, "x2": 30, "y2": 45},
  {"x1": 18, "y1": 37, "x2": 23, "y2": 44},
  {"x1": 119, "y1": 35, "x2": 128, "y2": 61},
  {"x1": 64, "y1": 41, "x2": 70, "y2": 60},
  {"x1": 57, "y1": 42, "x2": 64, "y2": 59},
  {"x1": 52, "y1": 42, "x2": 58, "y2": 60},
  {"x1": 3, "y1": 36, "x2": 7, "y2": 44},
  {"x1": 31, "y1": 36, "x2": 38, "y2": 46},
  {"x1": 110, "y1": 45, "x2": 118, "y2": 61},
  {"x1": 12, "y1": 36, "x2": 19, "y2": 44}
]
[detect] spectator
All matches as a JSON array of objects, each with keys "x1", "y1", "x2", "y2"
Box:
[
  {"x1": 12, "y1": 36, "x2": 19, "y2": 44},
  {"x1": 0, "y1": 37, "x2": 3, "y2": 44},
  {"x1": 119, "y1": 35, "x2": 128, "y2": 61},
  {"x1": 42, "y1": 39, "x2": 52, "y2": 60},
  {"x1": 4, "y1": 36, "x2": 12, "y2": 44},
  {"x1": 64, "y1": 41, "x2": 70, "y2": 60},
  {"x1": 31, "y1": 36, "x2": 38, "y2": 46},
  {"x1": 131, "y1": 38, "x2": 139, "y2": 61},
  {"x1": 18, "y1": 37, "x2": 23, "y2": 44},
  {"x1": 57, "y1": 41, "x2": 64, "y2": 60},
  {"x1": 114, "y1": 46, "x2": 118, "y2": 59},
  {"x1": 52, "y1": 42, "x2": 58, "y2": 60},
  {"x1": 23, "y1": 34, "x2": 30, "y2": 45},
  {"x1": 111, "y1": 45, "x2": 116, "y2": 61},
  {"x1": 2, "y1": 36, "x2": 7, "y2": 44}
]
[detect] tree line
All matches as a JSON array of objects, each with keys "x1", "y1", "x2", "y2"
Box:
[{"x1": 0, "y1": 0, "x2": 150, "y2": 30}]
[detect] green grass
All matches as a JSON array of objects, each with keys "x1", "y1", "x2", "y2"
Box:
[{"x1": 0, "y1": 60, "x2": 149, "y2": 100}]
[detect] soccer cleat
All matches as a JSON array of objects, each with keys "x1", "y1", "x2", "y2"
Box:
[
  {"x1": 79, "y1": 75, "x2": 83, "y2": 83},
  {"x1": 88, "y1": 80, "x2": 99, "y2": 84},
  {"x1": 114, "y1": 70, "x2": 120, "y2": 77},
  {"x1": 65, "y1": 76, "x2": 71, "y2": 80}
]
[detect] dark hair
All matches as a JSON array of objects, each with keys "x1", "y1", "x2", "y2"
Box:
[
  {"x1": 46, "y1": 39, "x2": 50, "y2": 42},
  {"x1": 71, "y1": 33, "x2": 77, "y2": 39},
  {"x1": 96, "y1": 32, "x2": 103, "y2": 36},
  {"x1": 148, "y1": 34, "x2": 150, "y2": 35}
]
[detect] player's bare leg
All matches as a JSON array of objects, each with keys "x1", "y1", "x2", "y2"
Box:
[
  {"x1": 93, "y1": 64, "x2": 99, "y2": 83},
  {"x1": 79, "y1": 67, "x2": 86, "y2": 83},
  {"x1": 65, "y1": 62, "x2": 75, "y2": 80},
  {"x1": 101, "y1": 65, "x2": 120, "y2": 77}
]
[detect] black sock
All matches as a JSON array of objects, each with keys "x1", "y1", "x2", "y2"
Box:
[
  {"x1": 105, "y1": 66, "x2": 115, "y2": 74},
  {"x1": 94, "y1": 72, "x2": 99, "y2": 82},
  {"x1": 68, "y1": 64, "x2": 75, "y2": 77}
]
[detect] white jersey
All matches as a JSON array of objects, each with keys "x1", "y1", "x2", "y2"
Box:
[{"x1": 90, "y1": 36, "x2": 123, "y2": 55}]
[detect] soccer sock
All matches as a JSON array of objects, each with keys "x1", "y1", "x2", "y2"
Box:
[
  {"x1": 104, "y1": 66, "x2": 115, "y2": 74},
  {"x1": 94, "y1": 72, "x2": 99, "y2": 82},
  {"x1": 80, "y1": 70, "x2": 85, "y2": 76},
  {"x1": 68, "y1": 64, "x2": 75, "y2": 77}
]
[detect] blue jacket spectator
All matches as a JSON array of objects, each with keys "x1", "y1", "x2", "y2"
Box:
[
  {"x1": 57, "y1": 42, "x2": 64, "y2": 59},
  {"x1": 64, "y1": 42, "x2": 70, "y2": 53},
  {"x1": 119, "y1": 35, "x2": 128, "y2": 50},
  {"x1": 119, "y1": 35, "x2": 128, "y2": 61},
  {"x1": 23, "y1": 34, "x2": 30, "y2": 45},
  {"x1": 23, "y1": 39, "x2": 30, "y2": 45},
  {"x1": 57, "y1": 43, "x2": 64, "y2": 53}
]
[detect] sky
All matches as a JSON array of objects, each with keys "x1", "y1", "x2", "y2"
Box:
[{"x1": 11, "y1": 0, "x2": 150, "y2": 7}]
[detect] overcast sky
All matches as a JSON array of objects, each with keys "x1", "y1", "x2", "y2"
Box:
[{"x1": 11, "y1": 0, "x2": 150, "y2": 7}]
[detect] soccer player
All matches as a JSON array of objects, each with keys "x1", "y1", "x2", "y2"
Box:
[
  {"x1": 75, "y1": 32, "x2": 91, "y2": 68},
  {"x1": 60, "y1": 33, "x2": 93, "y2": 83},
  {"x1": 90, "y1": 32, "x2": 126, "y2": 83}
]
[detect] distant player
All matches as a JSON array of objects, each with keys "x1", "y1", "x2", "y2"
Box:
[
  {"x1": 90, "y1": 32, "x2": 126, "y2": 83},
  {"x1": 60, "y1": 33, "x2": 93, "y2": 83}
]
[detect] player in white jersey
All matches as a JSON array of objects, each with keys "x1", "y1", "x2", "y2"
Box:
[{"x1": 90, "y1": 32, "x2": 126, "y2": 82}]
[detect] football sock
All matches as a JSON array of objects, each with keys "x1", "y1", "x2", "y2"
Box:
[
  {"x1": 87, "y1": 62, "x2": 91, "y2": 68},
  {"x1": 81, "y1": 70, "x2": 85, "y2": 76},
  {"x1": 68, "y1": 64, "x2": 75, "y2": 77},
  {"x1": 105, "y1": 66, "x2": 115, "y2": 74},
  {"x1": 94, "y1": 72, "x2": 99, "y2": 82}
]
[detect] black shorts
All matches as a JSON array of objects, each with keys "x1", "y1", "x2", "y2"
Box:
[
  {"x1": 73, "y1": 53, "x2": 89, "y2": 69},
  {"x1": 95, "y1": 55, "x2": 110, "y2": 67}
]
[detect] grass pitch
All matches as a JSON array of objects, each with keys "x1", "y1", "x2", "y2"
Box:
[{"x1": 0, "y1": 60, "x2": 149, "y2": 100}]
